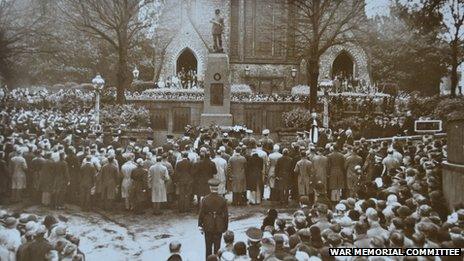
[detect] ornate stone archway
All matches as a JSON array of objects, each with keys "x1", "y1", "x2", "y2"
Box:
[
  {"x1": 161, "y1": 19, "x2": 208, "y2": 80},
  {"x1": 319, "y1": 43, "x2": 371, "y2": 85}
]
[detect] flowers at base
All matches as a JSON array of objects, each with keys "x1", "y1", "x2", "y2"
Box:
[
  {"x1": 291, "y1": 85, "x2": 310, "y2": 96},
  {"x1": 230, "y1": 84, "x2": 252, "y2": 94},
  {"x1": 100, "y1": 104, "x2": 151, "y2": 129}
]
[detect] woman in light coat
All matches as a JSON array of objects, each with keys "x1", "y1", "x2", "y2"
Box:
[
  {"x1": 148, "y1": 157, "x2": 170, "y2": 215},
  {"x1": 120, "y1": 154, "x2": 137, "y2": 210}
]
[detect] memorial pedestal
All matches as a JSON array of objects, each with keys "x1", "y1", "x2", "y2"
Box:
[{"x1": 201, "y1": 53, "x2": 233, "y2": 126}]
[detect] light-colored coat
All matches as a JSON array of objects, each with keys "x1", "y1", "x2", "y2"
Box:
[
  {"x1": 10, "y1": 155, "x2": 27, "y2": 190},
  {"x1": 268, "y1": 151, "x2": 282, "y2": 188},
  {"x1": 148, "y1": 162, "x2": 170, "y2": 203},
  {"x1": 212, "y1": 156, "x2": 227, "y2": 194},
  {"x1": 120, "y1": 161, "x2": 137, "y2": 198},
  {"x1": 227, "y1": 153, "x2": 247, "y2": 193}
]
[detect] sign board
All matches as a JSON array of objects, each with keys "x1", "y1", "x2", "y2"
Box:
[{"x1": 414, "y1": 120, "x2": 442, "y2": 133}]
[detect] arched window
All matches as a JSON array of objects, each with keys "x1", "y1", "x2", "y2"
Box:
[
  {"x1": 332, "y1": 51, "x2": 354, "y2": 80},
  {"x1": 176, "y1": 48, "x2": 197, "y2": 74}
]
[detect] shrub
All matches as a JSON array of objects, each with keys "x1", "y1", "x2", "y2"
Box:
[
  {"x1": 432, "y1": 97, "x2": 464, "y2": 124},
  {"x1": 130, "y1": 81, "x2": 154, "y2": 92},
  {"x1": 100, "y1": 104, "x2": 150, "y2": 129},
  {"x1": 282, "y1": 107, "x2": 313, "y2": 129}
]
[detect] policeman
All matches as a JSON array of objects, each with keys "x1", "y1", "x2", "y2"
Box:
[{"x1": 198, "y1": 178, "x2": 229, "y2": 258}]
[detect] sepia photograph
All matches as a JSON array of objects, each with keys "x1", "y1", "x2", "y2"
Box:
[{"x1": 0, "y1": 0, "x2": 463, "y2": 260}]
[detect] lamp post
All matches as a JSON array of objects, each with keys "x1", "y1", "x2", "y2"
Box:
[
  {"x1": 321, "y1": 84, "x2": 330, "y2": 128},
  {"x1": 132, "y1": 67, "x2": 140, "y2": 81},
  {"x1": 92, "y1": 74, "x2": 105, "y2": 127},
  {"x1": 291, "y1": 68, "x2": 297, "y2": 87}
]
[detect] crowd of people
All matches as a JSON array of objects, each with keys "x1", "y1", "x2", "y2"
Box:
[
  {"x1": 0, "y1": 210, "x2": 85, "y2": 260},
  {"x1": 155, "y1": 68, "x2": 203, "y2": 89},
  {"x1": 166, "y1": 133, "x2": 463, "y2": 260}
]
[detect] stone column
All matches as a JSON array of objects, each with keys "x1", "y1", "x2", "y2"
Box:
[{"x1": 200, "y1": 53, "x2": 233, "y2": 126}]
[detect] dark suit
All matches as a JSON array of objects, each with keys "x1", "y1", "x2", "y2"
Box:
[
  {"x1": 21, "y1": 237, "x2": 52, "y2": 261},
  {"x1": 275, "y1": 155, "x2": 293, "y2": 203},
  {"x1": 174, "y1": 158, "x2": 193, "y2": 212},
  {"x1": 198, "y1": 192, "x2": 228, "y2": 258}
]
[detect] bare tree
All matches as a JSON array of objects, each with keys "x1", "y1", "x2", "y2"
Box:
[
  {"x1": 59, "y1": 0, "x2": 161, "y2": 103},
  {"x1": 286, "y1": 0, "x2": 366, "y2": 109},
  {"x1": 0, "y1": 0, "x2": 52, "y2": 86},
  {"x1": 444, "y1": 0, "x2": 464, "y2": 97}
]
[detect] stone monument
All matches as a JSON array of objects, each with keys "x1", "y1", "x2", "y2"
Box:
[{"x1": 200, "y1": 53, "x2": 233, "y2": 126}]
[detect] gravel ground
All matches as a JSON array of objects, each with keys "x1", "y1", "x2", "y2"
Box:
[{"x1": 2, "y1": 199, "x2": 294, "y2": 261}]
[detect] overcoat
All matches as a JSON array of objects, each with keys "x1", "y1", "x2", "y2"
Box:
[
  {"x1": 39, "y1": 159, "x2": 55, "y2": 193},
  {"x1": 327, "y1": 151, "x2": 346, "y2": 190},
  {"x1": 227, "y1": 153, "x2": 247, "y2": 193},
  {"x1": 193, "y1": 158, "x2": 217, "y2": 197},
  {"x1": 275, "y1": 155, "x2": 293, "y2": 190},
  {"x1": 267, "y1": 151, "x2": 282, "y2": 188},
  {"x1": 52, "y1": 160, "x2": 69, "y2": 193},
  {"x1": 130, "y1": 166, "x2": 148, "y2": 203},
  {"x1": 312, "y1": 154, "x2": 329, "y2": 187},
  {"x1": 345, "y1": 154, "x2": 363, "y2": 191},
  {"x1": 99, "y1": 162, "x2": 120, "y2": 200},
  {"x1": 148, "y1": 163, "x2": 170, "y2": 203},
  {"x1": 10, "y1": 155, "x2": 27, "y2": 189},
  {"x1": 246, "y1": 154, "x2": 263, "y2": 190}
]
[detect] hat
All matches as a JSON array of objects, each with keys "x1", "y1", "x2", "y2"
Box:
[
  {"x1": 297, "y1": 228, "x2": 311, "y2": 241},
  {"x1": 4, "y1": 217, "x2": 17, "y2": 228},
  {"x1": 335, "y1": 203, "x2": 347, "y2": 212},
  {"x1": 260, "y1": 237, "x2": 275, "y2": 247},
  {"x1": 36, "y1": 225, "x2": 47, "y2": 235},
  {"x1": 208, "y1": 178, "x2": 220, "y2": 188},
  {"x1": 262, "y1": 129, "x2": 270, "y2": 135},
  {"x1": 166, "y1": 134, "x2": 174, "y2": 139},
  {"x1": 220, "y1": 251, "x2": 235, "y2": 261},
  {"x1": 55, "y1": 225, "x2": 67, "y2": 236},
  {"x1": 397, "y1": 206, "x2": 412, "y2": 218},
  {"x1": 246, "y1": 227, "x2": 263, "y2": 241},
  {"x1": 223, "y1": 230, "x2": 234, "y2": 242},
  {"x1": 274, "y1": 234, "x2": 285, "y2": 244},
  {"x1": 246, "y1": 129, "x2": 253, "y2": 134}
]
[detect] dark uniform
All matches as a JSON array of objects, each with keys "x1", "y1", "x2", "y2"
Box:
[{"x1": 198, "y1": 179, "x2": 228, "y2": 258}]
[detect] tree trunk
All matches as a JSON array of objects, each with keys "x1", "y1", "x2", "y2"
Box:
[
  {"x1": 116, "y1": 43, "x2": 129, "y2": 104},
  {"x1": 307, "y1": 57, "x2": 319, "y2": 111},
  {"x1": 450, "y1": 41, "x2": 458, "y2": 97}
]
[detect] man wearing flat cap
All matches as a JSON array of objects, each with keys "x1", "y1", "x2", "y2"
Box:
[{"x1": 198, "y1": 178, "x2": 229, "y2": 258}]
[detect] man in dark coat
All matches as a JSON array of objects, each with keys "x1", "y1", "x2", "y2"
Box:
[
  {"x1": 65, "y1": 147, "x2": 80, "y2": 204},
  {"x1": 246, "y1": 152, "x2": 263, "y2": 205},
  {"x1": 194, "y1": 150, "x2": 217, "y2": 204},
  {"x1": 174, "y1": 152, "x2": 193, "y2": 213},
  {"x1": 131, "y1": 158, "x2": 148, "y2": 214},
  {"x1": 198, "y1": 178, "x2": 229, "y2": 258},
  {"x1": 275, "y1": 148, "x2": 293, "y2": 205},
  {"x1": 29, "y1": 150, "x2": 44, "y2": 203},
  {"x1": 80, "y1": 155, "x2": 97, "y2": 211},
  {"x1": 99, "y1": 156, "x2": 120, "y2": 210},
  {"x1": 21, "y1": 225, "x2": 52, "y2": 261},
  {"x1": 52, "y1": 152, "x2": 69, "y2": 209},
  {"x1": 327, "y1": 146, "x2": 346, "y2": 202}
]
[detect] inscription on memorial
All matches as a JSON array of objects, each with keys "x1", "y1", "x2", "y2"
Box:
[{"x1": 210, "y1": 83, "x2": 224, "y2": 106}]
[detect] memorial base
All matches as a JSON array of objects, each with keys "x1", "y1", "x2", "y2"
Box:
[{"x1": 200, "y1": 113, "x2": 233, "y2": 127}]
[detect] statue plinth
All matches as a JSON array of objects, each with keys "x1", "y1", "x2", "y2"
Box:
[{"x1": 201, "y1": 53, "x2": 232, "y2": 126}]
